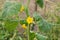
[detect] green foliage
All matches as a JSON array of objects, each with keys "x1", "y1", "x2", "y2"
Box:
[
  {"x1": 24, "y1": 6, "x2": 29, "y2": 17},
  {"x1": 0, "y1": 24, "x2": 10, "y2": 40},
  {"x1": 56, "y1": 15, "x2": 60, "y2": 24},
  {"x1": 38, "y1": 20, "x2": 52, "y2": 32},
  {"x1": 36, "y1": 0, "x2": 44, "y2": 8},
  {"x1": 33, "y1": 12, "x2": 52, "y2": 32},
  {"x1": 36, "y1": 33, "x2": 47, "y2": 40},
  {"x1": 30, "y1": 31, "x2": 35, "y2": 40},
  {"x1": 2, "y1": 1, "x2": 21, "y2": 18},
  {"x1": 56, "y1": 7, "x2": 60, "y2": 11},
  {"x1": 5, "y1": 20, "x2": 18, "y2": 32},
  {"x1": 0, "y1": 0, "x2": 60, "y2": 40},
  {"x1": 0, "y1": 30, "x2": 6, "y2": 40},
  {"x1": 0, "y1": 11, "x2": 2, "y2": 17},
  {"x1": 33, "y1": 12, "x2": 42, "y2": 21},
  {"x1": 20, "y1": 20, "x2": 28, "y2": 25}
]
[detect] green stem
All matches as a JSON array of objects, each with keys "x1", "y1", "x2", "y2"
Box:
[
  {"x1": 9, "y1": 31, "x2": 16, "y2": 40},
  {"x1": 27, "y1": 24, "x2": 30, "y2": 40}
]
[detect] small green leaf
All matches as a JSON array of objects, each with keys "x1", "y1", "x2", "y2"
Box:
[
  {"x1": 20, "y1": 20, "x2": 28, "y2": 26},
  {"x1": 36, "y1": 0, "x2": 44, "y2": 8},
  {"x1": 30, "y1": 31, "x2": 35, "y2": 40},
  {"x1": 24, "y1": 6, "x2": 29, "y2": 17}
]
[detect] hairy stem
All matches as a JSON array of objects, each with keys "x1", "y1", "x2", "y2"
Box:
[{"x1": 27, "y1": 24, "x2": 30, "y2": 40}]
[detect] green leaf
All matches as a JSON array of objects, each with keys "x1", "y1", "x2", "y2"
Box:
[
  {"x1": 33, "y1": 12, "x2": 52, "y2": 32},
  {"x1": 30, "y1": 31, "x2": 35, "y2": 40},
  {"x1": 37, "y1": 20, "x2": 52, "y2": 32},
  {"x1": 5, "y1": 20, "x2": 18, "y2": 32},
  {"x1": 2, "y1": 1, "x2": 21, "y2": 18},
  {"x1": 20, "y1": 20, "x2": 28, "y2": 26},
  {"x1": 36, "y1": 0, "x2": 44, "y2": 8},
  {"x1": 24, "y1": 6, "x2": 29, "y2": 17},
  {"x1": 33, "y1": 12, "x2": 42, "y2": 21},
  {"x1": 36, "y1": 33, "x2": 47, "y2": 40}
]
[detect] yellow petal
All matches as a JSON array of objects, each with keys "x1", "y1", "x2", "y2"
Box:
[
  {"x1": 22, "y1": 24, "x2": 27, "y2": 29},
  {"x1": 26, "y1": 16, "x2": 33, "y2": 24}
]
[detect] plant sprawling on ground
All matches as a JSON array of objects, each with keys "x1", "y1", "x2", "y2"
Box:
[{"x1": 0, "y1": 0, "x2": 60, "y2": 40}]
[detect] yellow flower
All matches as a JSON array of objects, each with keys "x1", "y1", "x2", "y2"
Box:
[
  {"x1": 20, "y1": 5, "x2": 24, "y2": 12},
  {"x1": 22, "y1": 24, "x2": 27, "y2": 29},
  {"x1": 26, "y1": 16, "x2": 33, "y2": 24}
]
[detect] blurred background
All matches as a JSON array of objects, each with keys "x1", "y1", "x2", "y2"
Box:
[{"x1": 0, "y1": 0, "x2": 60, "y2": 40}]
